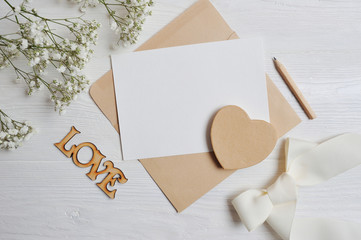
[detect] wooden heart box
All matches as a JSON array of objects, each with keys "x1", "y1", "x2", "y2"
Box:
[{"x1": 211, "y1": 105, "x2": 278, "y2": 170}]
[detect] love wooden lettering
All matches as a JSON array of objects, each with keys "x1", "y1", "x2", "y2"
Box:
[{"x1": 55, "y1": 126, "x2": 127, "y2": 199}]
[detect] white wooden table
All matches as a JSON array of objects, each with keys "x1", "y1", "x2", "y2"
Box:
[{"x1": 1, "y1": 0, "x2": 361, "y2": 239}]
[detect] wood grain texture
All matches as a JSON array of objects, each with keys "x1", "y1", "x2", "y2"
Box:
[{"x1": 0, "y1": 0, "x2": 361, "y2": 239}]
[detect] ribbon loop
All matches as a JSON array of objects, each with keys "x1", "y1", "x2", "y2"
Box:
[
  {"x1": 232, "y1": 189, "x2": 273, "y2": 231},
  {"x1": 232, "y1": 133, "x2": 361, "y2": 240}
]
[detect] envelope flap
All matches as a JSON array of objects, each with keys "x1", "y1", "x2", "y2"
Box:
[
  {"x1": 137, "y1": 0, "x2": 236, "y2": 51},
  {"x1": 266, "y1": 74, "x2": 301, "y2": 137},
  {"x1": 89, "y1": 70, "x2": 119, "y2": 133}
]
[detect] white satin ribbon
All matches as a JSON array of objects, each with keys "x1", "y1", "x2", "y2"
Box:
[{"x1": 232, "y1": 133, "x2": 361, "y2": 240}]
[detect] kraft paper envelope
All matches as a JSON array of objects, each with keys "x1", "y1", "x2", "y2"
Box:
[{"x1": 89, "y1": 0, "x2": 301, "y2": 212}]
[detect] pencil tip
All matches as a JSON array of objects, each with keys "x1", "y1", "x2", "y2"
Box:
[{"x1": 272, "y1": 57, "x2": 277, "y2": 61}]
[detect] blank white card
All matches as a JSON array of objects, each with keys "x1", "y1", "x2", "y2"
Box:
[{"x1": 112, "y1": 38, "x2": 269, "y2": 161}]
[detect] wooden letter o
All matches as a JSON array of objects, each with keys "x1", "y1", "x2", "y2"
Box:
[{"x1": 71, "y1": 142, "x2": 105, "y2": 169}]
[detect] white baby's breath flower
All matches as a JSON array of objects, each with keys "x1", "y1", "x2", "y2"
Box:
[
  {"x1": 1, "y1": 0, "x2": 100, "y2": 115},
  {"x1": 6, "y1": 122, "x2": 13, "y2": 129},
  {"x1": 111, "y1": 42, "x2": 120, "y2": 50},
  {"x1": 0, "y1": 131, "x2": 7, "y2": 139},
  {"x1": 7, "y1": 43, "x2": 17, "y2": 51},
  {"x1": 20, "y1": 39, "x2": 28, "y2": 50},
  {"x1": 52, "y1": 53, "x2": 61, "y2": 60},
  {"x1": 7, "y1": 142, "x2": 16, "y2": 150},
  {"x1": 29, "y1": 57, "x2": 40, "y2": 67},
  {"x1": 19, "y1": 125, "x2": 28, "y2": 134},
  {"x1": 41, "y1": 50, "x2": 49, "y2": 61},
  {"x1": 0, "y1": 109, "x2": 35, "y2": 150},
  {"x1": 71, "y1": 0, "x2": 153, "y2": 46},
  {"x1": 79, "y1": 5, "x2": 87, "y2": 12},
  {"x1": 3, "y1": 116, "x2": 12, "y2": 124},
  {"x1": 59, "y1": 108, "x2": 66, "y2": 115},
  {"x1": 8, "y1": 128, "x2": 18, "y2": 135},
  {"x1": 57, "y1": 65, "x2": 66, "y2": 73},
  {"x1": 110, "y1": 20, "x2": 117, "y2": 31},
  {"x1": 14, "y1": 136, "x2": 20, "y2": 141}
]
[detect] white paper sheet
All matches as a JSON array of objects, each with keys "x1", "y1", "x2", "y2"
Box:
[{"x1": 112, "y1": 38, "x2": 269, "y2": 161}]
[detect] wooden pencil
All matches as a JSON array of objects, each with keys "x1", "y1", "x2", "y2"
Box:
[{"x1": 273, "y1": 57, "x2": 317, "y2": 119}]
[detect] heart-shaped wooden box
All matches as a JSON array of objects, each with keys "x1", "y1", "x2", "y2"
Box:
[{"x1": 210, "y1": 105, "x2": 278, "y2": 170}]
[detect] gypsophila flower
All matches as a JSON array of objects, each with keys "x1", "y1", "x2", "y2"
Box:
[
  {"x1": 20, "y1": 39, "x2": 28, "y2": 50},
  {"x1": 0, "y1": 109, "x2": 35, "y2": 150},
  {"x1": 70, "y1": 0, "x2": 153, "y2": 46},
  {"x1": 0, "y1": 0, "x2": 100, "y2": 114},
  {"x1": 70, "y1": 0, "x2": 100, "y2": 12},
  {"x1": 57, "y1": 65, "x2": 66, "y2": 73}
]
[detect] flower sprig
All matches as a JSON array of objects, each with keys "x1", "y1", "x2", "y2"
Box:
[
  {"x1": 71, "y1": 0, "x2": 153, "y2": 47},
  {"x1": 0, "y1": 108, "x2": 35, "y2": 150},
  {"x1": 0, "y1": 0, "x2": 101, "y2": 114}
]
